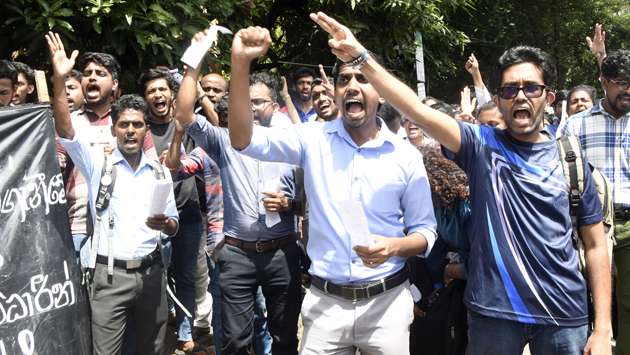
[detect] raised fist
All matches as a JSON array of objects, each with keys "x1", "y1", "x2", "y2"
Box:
[{"x1": 232, "y1": 26, "x2": 271, "y2": 62}]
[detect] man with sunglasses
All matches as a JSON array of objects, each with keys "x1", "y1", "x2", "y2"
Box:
[
  {"x1": 562, "y1": 49, "x2": 630, "y2": 355},
  {"x1": 307, "y1": 12, "x2": 611, "y2": 355}
]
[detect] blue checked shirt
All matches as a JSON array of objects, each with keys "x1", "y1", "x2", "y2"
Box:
[{"x1": 561, "y1": 100, "x2": 630, "y2": 207}]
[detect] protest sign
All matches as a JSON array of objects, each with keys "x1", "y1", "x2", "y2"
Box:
[{"x1": 0, "y1": 104, "x2": 91, "y2": 355}]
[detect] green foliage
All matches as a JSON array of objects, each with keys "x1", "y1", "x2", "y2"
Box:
[
  {"x1": 0, "y1": 0, "x2": 472, "y2": 92},
  {"x1": 1, "y1": 0, "x2": 627, "y2": 100},
  {"x1": 1, "y1": 0, "x2": 244, "y2": 90},
  {"x1": 437, "y1": 0, "x2": 630, "y2": 101}
]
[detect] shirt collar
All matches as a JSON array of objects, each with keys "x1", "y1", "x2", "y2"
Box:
[
  {"x1": 111, "y1": 148, "x2": 154, "y2": 172},
  {"x1": 291, "y1": 98, "x2": 316, "y2": 116},
  {"x1": 592, "y1": 99, "x2": 606, "y2": 115},
  {"x1": 592, "y1": 98, "x2": 630, "y2": 119},
  {"x1": 77, "y1": 106, "x2": 111, "y2": 122},
  {"x1": 324, "y1": 116, "x2": 396, "y2": 149}
]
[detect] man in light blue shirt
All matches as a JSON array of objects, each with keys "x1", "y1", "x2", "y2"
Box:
[
  {"x1": 227, "y1": 27, "x2": 436, "y2": 354},
  {"x1": 175, "y1": 32, "x2": 302, "y2": 354}
]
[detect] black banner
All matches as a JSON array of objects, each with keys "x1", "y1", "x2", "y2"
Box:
[{"x1": 0, "y1": 104, "x2": 91, "y2": 354}]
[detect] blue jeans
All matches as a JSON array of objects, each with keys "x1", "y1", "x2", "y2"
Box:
[
  {"x1": 171, "y1": 221, "x2": 203, "y2": 342},
  {"x1": 466, "y1": 311, "x2": 588, "y2": 355},
  {"x1": 208, "y1": 258, "x2": 274, "y2": 355},
  {"x1": 253, "y1": 287, "x2": 272, "y2": 355}
]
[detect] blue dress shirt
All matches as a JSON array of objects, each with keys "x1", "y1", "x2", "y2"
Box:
[
  {"x1": 241, "y1": 118, "x2": 437, "y2": 283},
  {"x1": 186, "y1": 115, "x2": 297, "y2": 241}
]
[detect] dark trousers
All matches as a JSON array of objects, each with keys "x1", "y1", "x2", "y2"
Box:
[
  {"x1": 89, "y1": 261, "x2": 167, "y2": 355},
  {"x1": 170, "y1": 221, "x2": 203, "y2": 341},
  {"x1": 217, "y1": 241, "x2": 302, "y2": 355}
]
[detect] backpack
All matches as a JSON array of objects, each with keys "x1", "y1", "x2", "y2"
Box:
[{"x1": 556, "y1": 135, "x2": 615, "y2": 271}]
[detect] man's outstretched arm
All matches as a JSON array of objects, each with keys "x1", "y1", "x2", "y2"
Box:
[
  {"x1": 45, "y1": 32, "x2": 78, "y2": 139},
  {"x1": 581, "y1": 221, "x2": 613, "y2": 355},
  {"x1": 228, "y1": 27, "x2": 271, "y2": 150},
  {"x1": 310, "y1": 12, "x2": 462, "y2": 153}
]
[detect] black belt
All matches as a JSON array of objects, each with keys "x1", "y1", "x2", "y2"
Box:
[
  {"x1": 310, "y1": 267, "x2": 408, "y2": 302},
  {"x1": 95, "y1": 248, "x2": 161, "y2": 270},
  {"x1": 224, "y1": 234, "x2": 297, "y2": 253},
  {"x1": 615, "y1": 207, "x2": 630, "y2": 222}
]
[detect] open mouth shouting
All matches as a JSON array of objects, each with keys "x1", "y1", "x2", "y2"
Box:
[
  {"x1": 344, "y1": 98, "x2": 364, "y2": 119},
  {"x1": 67, "y1": 98, "x2": 76, "y2": 110},
  {"x1": 152, "y1": 98, "x2": 169, "y2": 116},
  {"x1": 511, "y1": 106, "x2": 533, "y2": 129},
  {"x1": 316, "y1": 100, "x2": 332, "y2": 114},
  {"x1": 85, "y1": 83, "x2": 101, "y2": 101},
  {"x1": 123, "y1": 136, "x2": 139, "y2": 150}
]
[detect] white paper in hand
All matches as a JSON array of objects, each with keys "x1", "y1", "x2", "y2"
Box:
[
  {"x1": 181, "y1": 26, "x2": 219, "y2": 70},
  {"x1": 149, "y1": 178, "x2": 173, "y2": 216},
  {"x1": 409, "y1": 284, "x2": 422, "y2": 302},
  {"x1": 338, "y1": 200, "x2": 372, "y2": 247},
  {"x1": 263, "y1": 178, "x2": 282, "y2": 228}
]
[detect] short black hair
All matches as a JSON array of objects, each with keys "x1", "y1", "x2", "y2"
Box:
[
  {"x1": 137, "y1": 67, "x2": 178, "y2": 96},
  {"x1": 76, "y1": 52, "x2": 121, "y2": 80},
  {"x1": 311, "y1": 77, "x2": 324, "y2": 88},
  {"x1": 421, "y1": 96, "x2": 439, "y2": 105},
  {"x1": 67, "y1": 69, "x2": 82, "y2": 82},
  {"x1": 495, "y1": 46, "x2": 556, "y2": 89},
  {"x1": 249, "y1": 71, "x2": 280, "y2": 103},
  {"x1": 331, "y1": 52, "x2": 383, "y2": 84},
  {"x1": 111, "y1": 94, "x2": 149, "y2": 125},
  {"x1": 377, "y1": 101, "x2": 402, "y2": 123},
  {"x1": 293, "y1": 67, "x2": 315, "y2": 82},
  {"x1": 214, "y1": 95, "x2": 229, "y2": 127},
  {"x1": 601, "y1": 49, "x2": 630, "y2": 79},
  {"x1": 430, "y1": 101, "x2": 457, "y2": 118},
  {"x1": 12, "y1": 62, "x2": 35, "y2": 85},
  {"x1": 0, "y1": 60, "x2": 18, "y2": 86},
  {"x1": 475, "y1": 101, "x2": 498, "y2": 119},
  {"x1": 567, "y1": 84, "x2": 596, "y2": 103},
  {"x1": 553, "y1": 89, "x2": 569, "y2": 106}
]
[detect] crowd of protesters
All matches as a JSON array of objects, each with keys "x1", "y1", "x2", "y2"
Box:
[{"x1": 0, "y1": 12, "x2": 628, "y2": 355}]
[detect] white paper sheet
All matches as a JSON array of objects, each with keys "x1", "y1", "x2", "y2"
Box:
[
  {"x1": 263, "y1": 178, "x2": 282, "y2": 228},
  {"x1": 180, "y1": 26, "x2": 219, "y2": 70},
  {"x1": 338, "y1": 200, "x2": 372, "y2": 247},
  {"x1": 409, "y1": 284, "x2": 422, "y2": 302},
  {"x1": 149, "y1": 179, "x2": 173, "y2": 216}
]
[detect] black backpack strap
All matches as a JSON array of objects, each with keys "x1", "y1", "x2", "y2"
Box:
[
  {"x1": 95, "y1": 154, "x2": 118, "y2": 213},
  {"x1": 557, "y1": 136, "x2": 584, "y2": 216}
]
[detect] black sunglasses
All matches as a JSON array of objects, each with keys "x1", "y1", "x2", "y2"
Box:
[{"x1": 497, "y1": 84, "x2": 547, "y2": 100}]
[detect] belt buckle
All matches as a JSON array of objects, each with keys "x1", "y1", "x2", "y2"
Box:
[
  {"x1": 126, "y1": 259, "x2": 142, "y2": 269},
  {"x1": 255, "y1": 241, "x2": 265, "y2": 253},
  {"x1": 352, "y1": 287, "x2": 358, "y2": 301}
]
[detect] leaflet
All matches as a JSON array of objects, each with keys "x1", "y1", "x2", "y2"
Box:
[
  {"x1": 338, "y1": 200, "x2": 372, "y2": 247},
  {"x1": 149, "y1": 178, "x2": 173, "y2": 216}
]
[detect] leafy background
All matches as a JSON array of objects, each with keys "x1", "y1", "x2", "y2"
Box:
[{"x1": 1, "y1": 0, "x2": 628, "y2": 101}]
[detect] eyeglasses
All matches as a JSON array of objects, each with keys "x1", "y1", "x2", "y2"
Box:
[
  {"x1": 250, "y1": 98, "x2": 271, "y2": 108},
  {"x1": 496, "y1": 84, "x2": 547, "y2": 100},
  {"x1": 607, "y1": 78, "x2": 630, "y2": 90}
]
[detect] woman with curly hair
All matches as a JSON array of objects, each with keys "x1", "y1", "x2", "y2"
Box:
[{"x1": 409, "y1": 145, "x2": 471, "y2": 355}]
